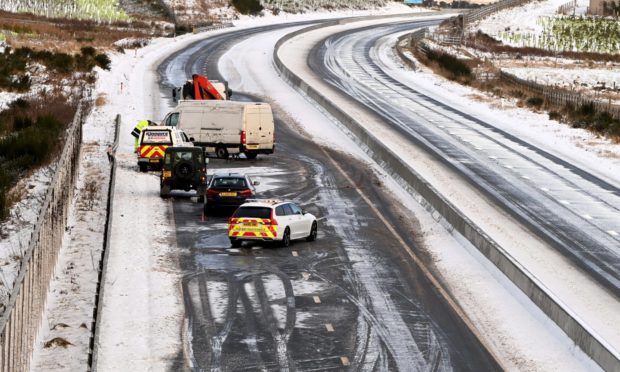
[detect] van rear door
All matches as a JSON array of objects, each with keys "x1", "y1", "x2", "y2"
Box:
[{"x1": 244, "y1": 105, "x2": 273, "y2": 150}]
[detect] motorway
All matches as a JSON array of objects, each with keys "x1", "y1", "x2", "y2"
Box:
[
  {"x1": 159, "y1": 20, "x2": 501, "y2": 371},
  {"x1": 307, "y1": 22, "x2": 620, "y2": 295}
]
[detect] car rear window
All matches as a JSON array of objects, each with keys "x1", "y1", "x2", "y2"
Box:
[
  {"x1": 142, "y1": 130, "x2": 172, "y2": 145},
  {"x1": 213, "y1": 177, "x2": 247, "y2": 188},
  {"x1": 233, "y1": 207, "x2": 271, "y2": 219}
]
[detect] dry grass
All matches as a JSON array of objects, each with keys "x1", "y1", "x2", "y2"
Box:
[
  {"x1": 0, "y1": 10, "x2": 166, "y2": 53},
  {"x1": 95, "y1": 94, "x2": 107, "y2": 107}
]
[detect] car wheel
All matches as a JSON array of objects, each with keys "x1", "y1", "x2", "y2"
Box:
[
  {"x1": 230, "y1": 239, "x2": 242, "y2": 248},
  {"x1": 281, "y1": 227, "x2": 291, "y2": 248},
  {"x1": 216, "y1": 146, "x2": 229, "y2": 159},
  {"x1": 160, "y1": 184, "x2": 171, "y2": 198},
  {"x1": 139, "y1": 163, "x2": 147, "y2": 172},
  {"x1": 306, "y1": 221, "x2": 317, "y2": 242},
  {"x1": 203, "y1": 203, "x2": 211, "y2": 215},
  {"x1": 245, "y1": 152, "x2": 257, "y2": 160}
]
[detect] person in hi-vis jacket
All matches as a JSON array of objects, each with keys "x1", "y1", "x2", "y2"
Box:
[{"x1": 131, "y1": 120, "x2": 151, "y2": 152}]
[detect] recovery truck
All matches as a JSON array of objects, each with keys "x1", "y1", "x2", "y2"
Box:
[{"x1": 175, "y1": 74, "x2": 232, "y2": 101}]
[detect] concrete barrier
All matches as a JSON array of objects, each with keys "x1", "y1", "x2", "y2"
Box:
[{"x1": 273, "y1": 23, "x2": 620, "y2": 372}]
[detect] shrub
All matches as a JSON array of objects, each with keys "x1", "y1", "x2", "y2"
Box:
[
  {"x1": 231, "y1": 0, "x2": 264, "y2": 15},
  {"x1": 0, "y1": 97, "x2": 77, "y2": 220},
  {"x1": 94, "y1": 53, "x2": 111, "y2": 70},
  {"x1": 80, "y1": 46, "x2": 96, "y2": 57},
  {"x1": 424, "y1": 48, "x2": 472, "y2": 81},
  {"x1": 548, "y1": 111, "x2": 562, "y2": 121},
  {"x1": 526, "y1": 96, "x2": 544, "y2": 107}
]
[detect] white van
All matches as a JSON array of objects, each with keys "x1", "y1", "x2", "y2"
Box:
[{"x1": 162, "y1": 100, "x2": 275, "y2": 159}]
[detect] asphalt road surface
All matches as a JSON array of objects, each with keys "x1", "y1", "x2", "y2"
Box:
[{"x1": 159, "y1": 20, "x2": 501, "y2": 371}]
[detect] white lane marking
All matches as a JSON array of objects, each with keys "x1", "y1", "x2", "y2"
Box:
[
  {"x1": 522, "y1": 175, "x2": 530, "y2": 180},
  {"x1": 541, "y1": 187, "x2": 550, "y2": 192},
  {"x1": 608, "y1": 230, "x2": 618, "y2": 236},
  {"x1": 504, "y1": 164, "x2": 514, "y2": 169},
  {"x1": 302, "y1": 272, "x2": 310, "y2": 280},
  {"x1": 292, "y1": 251, "x2": 298, "y2": 257},
  {"x1": 340, "y1": 356, "x2": 350, "y2": 366},
  {"x1": 313, "y1": 296, "x2": 321, "y2": 304},
  {"x1": 560, "y1": 200, "x2": 570, "y2": 205},
  {"x1": 582, "y1": 214, "x2": 593, "y2": 220},
  {"x1": 325, "y1": 323, "x2": 334, "y2": 332}
]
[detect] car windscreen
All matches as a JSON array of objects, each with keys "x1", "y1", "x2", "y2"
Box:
[
  {"x1": 142, "y1": 130, "x2": 172, "y2": 145},
  {"x1": 233, "y1": 207, "x2": 271, "y2": 219},
  {"x1": 212, "y1": 177, "x2": 248, "y2": 189}
]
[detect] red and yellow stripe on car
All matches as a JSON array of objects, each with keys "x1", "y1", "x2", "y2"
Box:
[
  {"x1": 228, "y1": 218, "x2": 277, "y2": 238},
  {"x1": 139, "y1": 145, "x2": 168, "y2": 159}
]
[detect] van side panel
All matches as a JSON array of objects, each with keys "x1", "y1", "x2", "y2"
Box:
[
  {"x1": 177, "y1": 110, "x2": 202, "y2": 140},
  {"x1": 199, "y1": 105, "x2": 243, "y2": 154}
]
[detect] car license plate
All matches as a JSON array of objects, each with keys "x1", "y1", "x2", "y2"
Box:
[
  {"x1": 220, "y1": 192, "x2": 237, "y2": 197},
  {"x1": 246, "y1": 144, "x2": 259, "y2": 150},
  {"x1": 149, "y1": 159, "x2": 160, "y2": 163}
]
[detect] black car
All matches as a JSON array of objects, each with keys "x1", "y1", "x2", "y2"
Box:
[
  {"x1": 205, "y1": 173, "x2": 259, "y2": 212},
  {"x1": 160, "y1": 147, "x2": 208, "y2": 200}
]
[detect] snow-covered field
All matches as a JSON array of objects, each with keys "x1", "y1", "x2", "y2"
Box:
[{"x1": 456, "y1": 0, "x2": 620, "y2": 124}]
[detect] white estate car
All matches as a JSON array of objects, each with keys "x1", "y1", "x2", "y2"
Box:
[{"x1": 228, "y1": 199, "x2": 317, "y2": 248}]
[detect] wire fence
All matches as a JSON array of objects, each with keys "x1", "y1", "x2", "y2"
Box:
[
  {"x1": 0, "y1": 102, "x2": 86, "y2": 372},
  {"x1": 500, "y1": 70, "x2": 620, "y2": 119}
]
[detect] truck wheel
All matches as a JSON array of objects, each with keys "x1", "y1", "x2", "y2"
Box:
[
  {"x1": 216, "y1": 146, "x2": 229, "y2": 159},
  {"x1": 139, "y1": 163, "x2": 147, "y2": 172},
  {"x1": 230, "y1": 239, "x2": 242, "y2": 248},
  {"x1": 160, "y1": 184, "x2": 171, "y2": 198},
  {"x1": 245, "y1": 152, "x2": 258, "y2": 160}
]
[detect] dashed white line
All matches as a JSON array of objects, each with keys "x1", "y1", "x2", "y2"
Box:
[
  {"x1": 291, "y1": 251, "x2": 298, "y2": 257},
  {"x1": 560, "y1": 200, "x2": 570, "y2": 205},
  {"x1": 325, "y1": 323, "x2": 334, "y2": 332},
  {"x1": 582, "y1": 214, "x2": 593, "y2": 220},
  {"x1": 608, "y1": 230, "x2": 618, "y2": 237},
  {"x1": 313, "y1": 296, "x2": 321, "y2": 304},
  {"x1": 340, "y1": 356, "x2": 350, "y2": 366}
]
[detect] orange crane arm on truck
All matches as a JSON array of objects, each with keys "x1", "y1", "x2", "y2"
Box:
[{"x1": 181, "y1": 74, "x2": 224, "y2": 100}]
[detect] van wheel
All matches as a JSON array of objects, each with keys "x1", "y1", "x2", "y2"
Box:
[
  {"x1": 139, "y1": 163, "x2": 147, "y2": 172},
  {"x1": 245, "y1": 152, "x2": 257, "y2": 160},
  {"x1": 216, "y1": 146, "x2": 229, "y2": 159}
]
